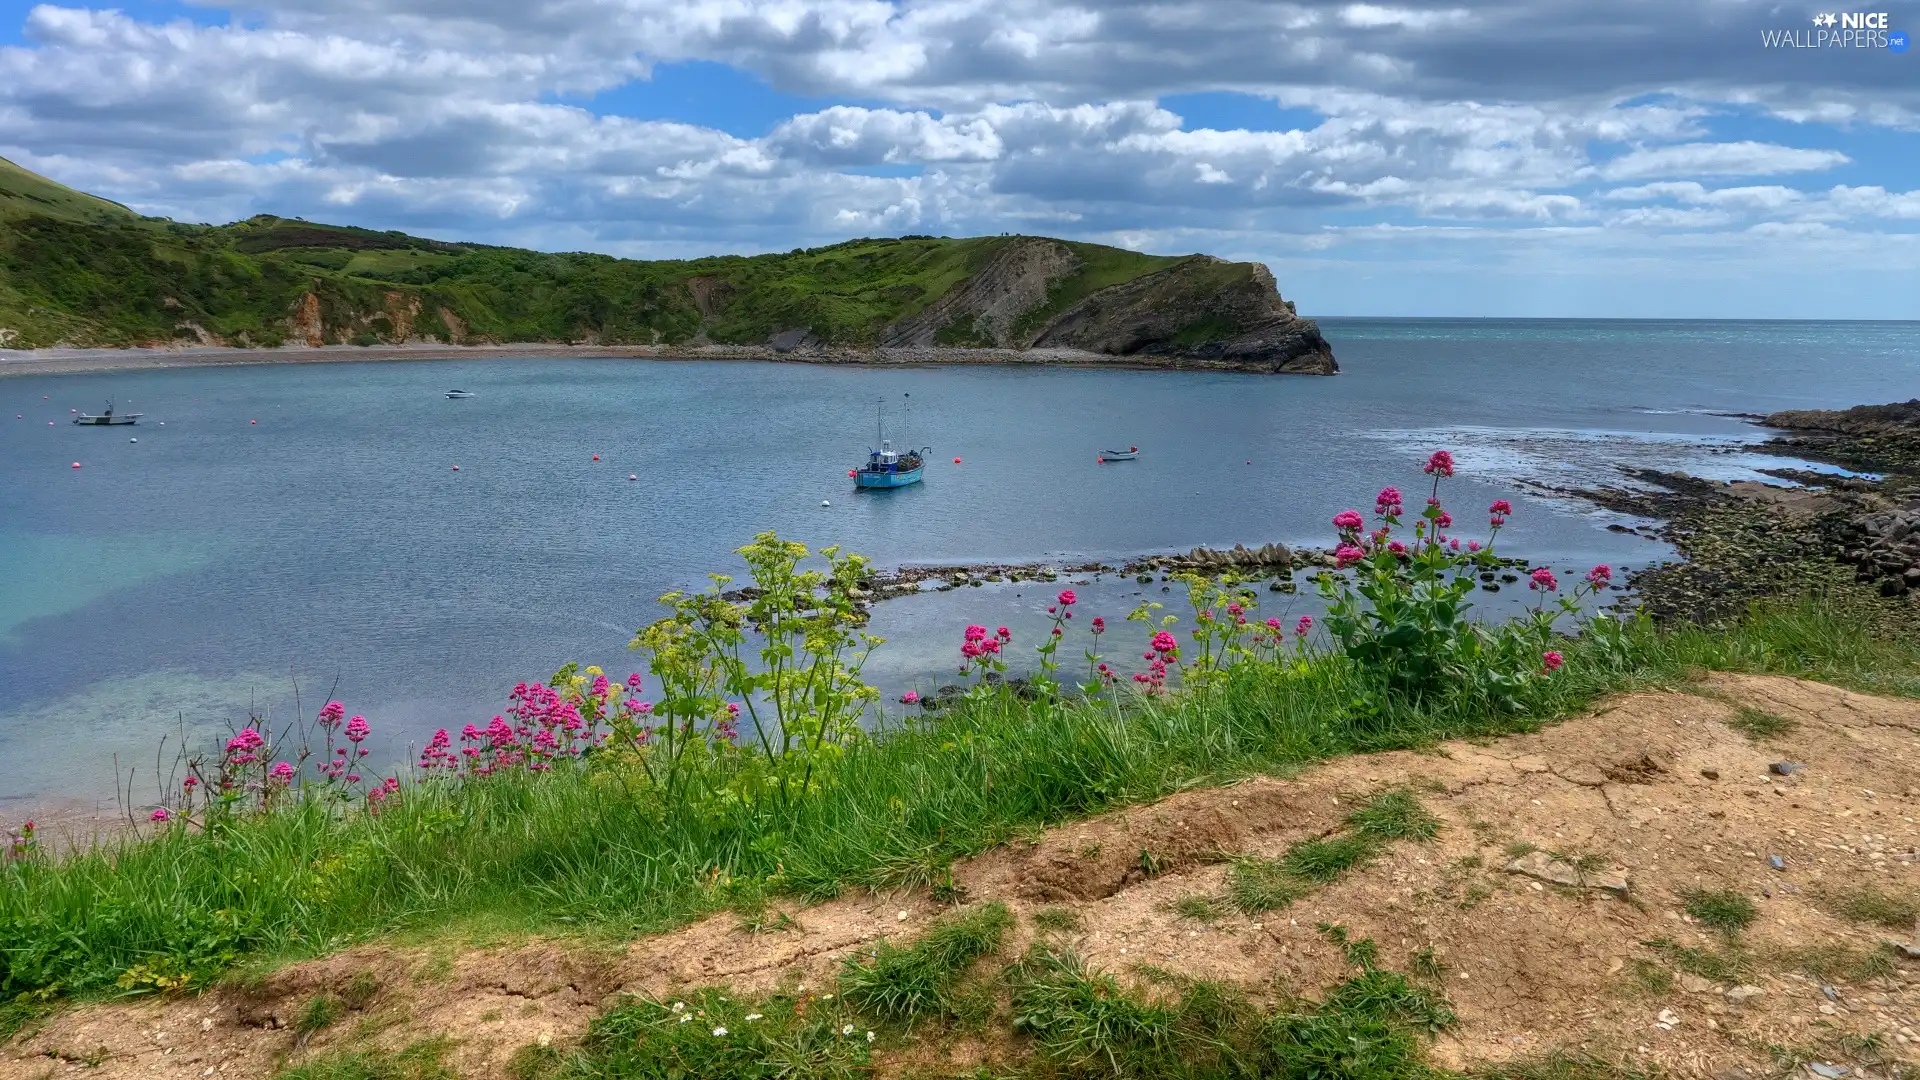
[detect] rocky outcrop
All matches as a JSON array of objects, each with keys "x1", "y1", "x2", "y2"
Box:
[
  {"x1": 1033, "y1": 258, "x2": 1336, "y2": 374},
  {"x1": 873, "y1": 241, "x2": 1336, "y2": 374},
  {"x1": 1836, "y1": 502, "x2": 1920, "y2": 597}
]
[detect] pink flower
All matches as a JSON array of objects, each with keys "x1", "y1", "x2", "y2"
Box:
[
  {"x1": 1488, "y1": 499, "x2": 1513, "y2": 515},
  {"x1": 1529, "y1": 568, "x2": 1559, "y2": 592},
  {"x1": 961, "y1": 641, "x2": 982, "y2": 659},
  {"x1": 1226, "y1": 602, "x2": 1243, "y2": 617},
  {"x1": 1587, "y1": 564, "x2": 1613, "y2": 586},
  {"x1": 318, "y1": 701, "x2": 345, "y2": 727},
  {"x1": 150, "y1": 807, "x2": 170, "y2": 822},
  {"x1": 626, "y1": 672, "x2": 644, "y2": 693},
  {"x1": 1332, "y1": 509, "x2": 1365, "y2": 531},
  {"x1": 1294, "y1": 616, "x2": 1313, "y2": 637},
  {"x1": 982, "y1": 639, "x2": 1001, "y2": 654},
  {"x1": 1334, "y1": 544, "x2": 1366, "y2": 569},
  {"x1": 384, "y1": 776, "x2": 400, "y2": 793},
  {"x1": 345, "y1": 716, "x2": 370, "y2": 743},
  {"x1": 1434, "y1": 511, "x2": 1452, "y2": 529},
  {"x1": 1265, "y1": 617, "x2": 1282, "y2": 631},
  {"x1": 269, "y1": 761, "x2": 294, "y2": 784},
  {"x1": 1467, "y1": 540, "x2": 1481, "y2": 553},
  {"x1": 1424, "y1": 450, "x2": 1455, "y2": 477},
  {"x1": 1543, "y1": 650, "x2": 1565, "y2": 672},
  {"x1": 1057, "y1": 589, "x2": 1077, "y2": 606},
  {"x1": 1448, "y1": 538, "x2": 1462, "y2": 552},
  {"x1": 996, "y1": 627, "x2": 1011, "y2": 640},
  {"x1": 1150, "y1": 630, "x2": 1178, "y2": 654},
  {"x1": 1490, "y1": 515, "x2": 1507, "y2": 529},
  {"x1": 1375, "y1": 487, "x2": 1404, "y2": 515},
  {"x1": 964, "y1": 624, "x2": 987, "y2": 642},
  {"x1": 591, "y1": 674, "x2": 610, "y2": 698},
  {"x1": 1091, "y1": 617, "x2": 1105, "y2": 632},
  {"x1": 1387, "y1": 541, "x2": 1408, "y2": 556},
  {"x1": 182, "y1": 776, "x2": 198, "y2": 790},
  {"x1": 900, "y1": 690, "x2": 920, "y2": 704}
]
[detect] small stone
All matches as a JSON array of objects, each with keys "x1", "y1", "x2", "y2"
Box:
[
  {"x1": 1770, "y1": 855, "x2": 1787, "y2": 870},
  {"x1": 1700, "y1": 768, "x2": 1720, "y2": 780},
  {"x1": 1770, "y1": 762, "x2": 1805, "y2": 776},
  {"x1": 1806, "y1": 1064, "x2": 1848, "y2": 1079},
  {"x1": 1725, "y1": 985, "x2": 1765, "y2": 1004},
  {"x1": 1679, "y1": 974, "x2": 1716, "y2": 994}
]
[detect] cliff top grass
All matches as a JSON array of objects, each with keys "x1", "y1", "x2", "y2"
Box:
[{"x1": 0, "y1": 156, "x2": 1234, "y2": 350}]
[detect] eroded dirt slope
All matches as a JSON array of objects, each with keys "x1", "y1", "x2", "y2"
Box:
[{"x1": 7, "y1": 674, "x2": 1919, "y2": 1079}]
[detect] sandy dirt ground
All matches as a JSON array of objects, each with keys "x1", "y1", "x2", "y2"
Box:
[{"x1": 6, "y1": 673, "x2": 1918, "y2": 1079}]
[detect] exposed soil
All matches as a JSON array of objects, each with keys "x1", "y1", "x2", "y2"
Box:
[{"x1": 7, "y1": 674, "x2": 1920, "y2": 1079}]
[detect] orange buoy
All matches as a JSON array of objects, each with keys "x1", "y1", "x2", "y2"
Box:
[
  {"x1": 70, "y1": 461, "x2": 81, "y2": 469},
  {"x1": 1130, "y1": 446, "x2": 1138, "y2": 453},
  {"x1": 952, "y1": 457, "x2": 962, "y2": 464},
  {"x1": 1098, "y1": 457, "x2": 1105, "y2": 463},
  {"x1": 592, "y1": 454, "x2": 600, "y2": 461}
]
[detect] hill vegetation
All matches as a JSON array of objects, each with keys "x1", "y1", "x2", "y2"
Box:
[{"x1": 0, "y1": 158, "x2": 1336, "y2": 371}]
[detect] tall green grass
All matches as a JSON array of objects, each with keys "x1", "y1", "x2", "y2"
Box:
[{"x1": 2, "y1": 599, "x2": 1915, "y2": 1000}]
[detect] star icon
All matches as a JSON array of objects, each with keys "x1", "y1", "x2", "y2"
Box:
[{"x1": 1812, "y1": 12, "x2": 1835, "y2": 26}]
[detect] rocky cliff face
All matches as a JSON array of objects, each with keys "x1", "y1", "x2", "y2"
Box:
[
  {"x1": 1030, "y1": 258, "x2": 1335, "y2": 374},
  {"x1": 876, "y1": 238, "x2": 1336, "y2": 374}
]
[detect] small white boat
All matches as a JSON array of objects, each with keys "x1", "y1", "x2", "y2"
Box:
[
  {"x1": 74, "y1": 400, "x2": 141, "y2": 426},
  {"x1": 1098, "y1": 446, "x2": 1139, "y2": 462},
  {"x1": 445, "y1": 390, "x2": 473, "y2": 399}
]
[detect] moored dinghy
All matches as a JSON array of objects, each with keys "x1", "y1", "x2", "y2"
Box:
[
  {"x1": 1098, "y1": 445, "x2": 1139, "y2": 462},
  {"x1": 72, "y1": 400, "x2": 141, "y2": 426}
]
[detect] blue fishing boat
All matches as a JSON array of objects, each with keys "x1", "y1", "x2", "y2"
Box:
[{"x1": 853, "y1": 403, "x2": 928, "y2": 489}]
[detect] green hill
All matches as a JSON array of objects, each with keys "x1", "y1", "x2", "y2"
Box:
[{"x1": 0, "y1": 158, "x2": 1336, "y2": 373}]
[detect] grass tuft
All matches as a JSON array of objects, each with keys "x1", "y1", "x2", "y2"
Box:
[
  {"x1": 1345, "y1": 789, "x2": 1442, "y2": 841},
  {"x1": 273, "y1": 1039, "x2": 457, "y2": 1080},
  {"x1": 1681, "y1": 888, "x2": 1758, "y2": 935},
  {"x1": 1226, "y1": 857, "x2": 1310, "y2": 914},
  {"x1": 1727, "y1": 705, "x2": 1797, "y2": 740},
  {"x1": 837, "y1": 903, "x2": 1012, "y2": 1022},
  {"x1": 554, "y1": 987, "x2": 871, "y2": 1080},
  {"x1": 1031, "y1": 906, "x2": 1083, "y2": 934},
  {"x1": 1817, "y1": 885, "x2": 1919, "y2": 930}
]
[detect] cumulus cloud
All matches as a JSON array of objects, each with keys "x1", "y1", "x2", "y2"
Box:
[
  {"x1": 1598, "y1": 141, "x2": 1851, "y2": 181},
  {"x1": 0, "y1": 0, "x2": 1914, "y2": 314}
]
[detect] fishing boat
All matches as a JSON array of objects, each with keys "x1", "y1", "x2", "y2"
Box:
[
  {"x1": 72, "y1": 400, "x2": 141, "y2": 426},
  {"x1": 853, "y1": 403, "x2": 928, "y2": 489},
  {"x1": 1098, "y1": 446, "x2": 1139, "y2": 462},
  {"x1": 445, "y1": 390, "x2": 473, "y2": 399}
]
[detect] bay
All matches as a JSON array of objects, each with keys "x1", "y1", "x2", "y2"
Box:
[{"x1": 2, "y1": 317, "x2": 1916, "y2": 807}]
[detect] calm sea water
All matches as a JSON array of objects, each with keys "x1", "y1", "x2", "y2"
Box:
[{"x1": 3, "y1": 319, "x2": 1917, "y2": 809}]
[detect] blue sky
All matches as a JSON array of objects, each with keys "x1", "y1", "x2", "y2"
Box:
[{"x1": 0, "y1": 0, "x2": 1916, "y2": 317}]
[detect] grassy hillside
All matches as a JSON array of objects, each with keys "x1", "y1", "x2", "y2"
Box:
[
  {"x1": 0, "y1": 159, "x2": 1331, "y2": 373},
  {"x1": 0, "y1": 157, "x2": 138, "y2": 224}
]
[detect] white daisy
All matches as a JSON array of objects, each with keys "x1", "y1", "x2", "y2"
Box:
[{"x1": 713, "y1": 1027, "x2": 729, "y2": 1037}]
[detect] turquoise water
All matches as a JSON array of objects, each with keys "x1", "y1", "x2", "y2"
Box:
[{"x1": 2, "y1": 319, "x2": 1917, "y2": 806}]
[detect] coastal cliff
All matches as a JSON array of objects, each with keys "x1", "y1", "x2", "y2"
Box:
[{"x1": 0, "y1": 158, "x2": 1335, "y2": 373}]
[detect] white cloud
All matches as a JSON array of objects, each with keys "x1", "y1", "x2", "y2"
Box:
[
  {"x1": 1598, "y1": 142, "x2": 1850, "y2": 181},
  {"x1": 0, "y1": 0, "x2": 1914, "y2": 316}
]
